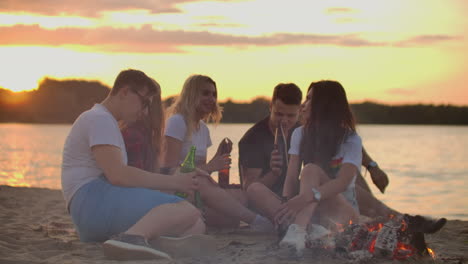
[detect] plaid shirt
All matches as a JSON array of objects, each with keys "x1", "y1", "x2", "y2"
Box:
[{"x1": 121, "y1": 121, "x2": 154, "y2": 172}]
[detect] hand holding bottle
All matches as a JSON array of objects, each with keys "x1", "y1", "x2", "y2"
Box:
[
  {"x1": 173, "y1": 169, "x2": 199, "y2": 195},
  {"x1": 207, "y1": 153, "x2": 231, "y2": 173},
  {"x1": 270, "y1": 148, "x2": 283, "y2": 177},
  {"x1": 217, "y1": 138, "x2": 232, "y2": 188}
]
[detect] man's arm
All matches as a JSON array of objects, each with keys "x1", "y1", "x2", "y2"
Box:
[
  {"x1": 282, "y1": 154, "x2": 301, "y2": 199},
  {"x1": 92, "y1": 144, "x2": 199, "y2": 193},
  {"x1": 362, "y1": 147, "x2": 389, "y2": 193}
]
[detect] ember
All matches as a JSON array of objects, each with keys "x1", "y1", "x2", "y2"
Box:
[
  {"x1": 427, "y1": 247, "x2": 436, "y2": 259},
  {"x1": 306, "y1": 214, "x2": 444, "y2": 261}
]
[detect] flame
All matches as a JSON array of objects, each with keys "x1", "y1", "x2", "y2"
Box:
[
  {"x1": 368, "y1": 238, "x2": 376, "y2": 253},
  {"x1": 349, "y1": 219, "x2": 353, "y2": 225},
  {"x1": 393, "y1": 242, "x2": 416, "y2": 260},
  {"x1": 389, "y1": 214, "x2": 395, "y2": 219},
  {"x1": 427, "y1": 247, "x2": 436, "y2": 259},
  {"x1": 367, "y1": 222, "x2": 383, "y2": 232}
]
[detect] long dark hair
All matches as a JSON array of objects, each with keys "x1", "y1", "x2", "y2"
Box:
[{"x1": 300, "y1": 80, "x2": 356, "y2": 173}]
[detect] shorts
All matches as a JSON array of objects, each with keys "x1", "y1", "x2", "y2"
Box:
[{"x1": 69, "y1": 176, "x2": 183, "y2": 242}]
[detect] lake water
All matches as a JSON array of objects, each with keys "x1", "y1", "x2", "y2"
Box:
[{"x1": 0, "y1": 123, "x2": 467, "y2": 220}]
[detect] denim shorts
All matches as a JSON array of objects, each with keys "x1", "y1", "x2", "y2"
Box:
[{"x1": 69, "y1": 176, "x2": 183, "y2": 242}]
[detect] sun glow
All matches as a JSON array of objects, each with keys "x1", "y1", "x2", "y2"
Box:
[{"x1": 0, "y1": 0, "x2": 466, "y2": 104}]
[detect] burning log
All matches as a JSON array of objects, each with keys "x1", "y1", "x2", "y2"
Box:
[{"x1": 305, "y1": 214, "x2": 446, "y2": 261}]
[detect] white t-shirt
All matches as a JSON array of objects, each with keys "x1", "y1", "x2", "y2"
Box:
[
  {"x1": 289, "y1": 126, "x2": 362, "y2": 212},
  {"x1": 61, "y1": 104, "x2": 128, "y2": 207},
  {"x1": 165, "y1": 114, "x2": 212, "y2": 165}
]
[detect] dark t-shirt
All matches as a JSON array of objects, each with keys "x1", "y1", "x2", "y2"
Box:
[{"x1": 238, "y1": 117, "x2": 298, "y2": 196}]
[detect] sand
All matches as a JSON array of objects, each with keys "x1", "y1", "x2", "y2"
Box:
[{"x1": 1, "y1": 185, "x2": 467, "y2": 264}]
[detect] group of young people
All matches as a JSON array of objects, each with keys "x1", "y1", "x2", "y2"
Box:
[{"x1": 61, "y1": 69, "x2": 444, "y2": 260}]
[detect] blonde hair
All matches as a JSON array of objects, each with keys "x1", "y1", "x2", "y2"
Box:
[{"x1": 167, "y1": 74, "x2": 222, "y2": 139}]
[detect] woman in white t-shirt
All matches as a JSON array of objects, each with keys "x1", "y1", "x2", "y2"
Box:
[
  {"x1": 275, "y1": 80, "x2": 361, "y2": 256},
  {"x1": 161, "y1": 74, "x2": 273, "y2": 231}
]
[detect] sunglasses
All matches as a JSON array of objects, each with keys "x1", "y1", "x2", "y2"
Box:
[{"x1": 130, "y1": 88, "x2": 152, "y2": 110}]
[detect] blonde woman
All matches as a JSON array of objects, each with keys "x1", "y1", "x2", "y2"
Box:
[{"x1": 162, "y1": 74, "x2": 273, "y2": 230}]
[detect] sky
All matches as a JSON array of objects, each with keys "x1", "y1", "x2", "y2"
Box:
[{"x1": 0, "y1": 0, "x2": 467, "y2": 105}]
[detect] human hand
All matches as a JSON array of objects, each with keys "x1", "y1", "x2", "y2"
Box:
[
  {"x1": 195, "y1": 168, "x2": 218, "y2": 185},
  {"x1": 369, "y1": 167, "x2": 389, "y2": 193},
  {"x1": 207, "y1": 153, "x2": 231, "y2": 173},
  {"x1": 274, "y1": 194, "x2": 308, "y2": 227},
  {"x1": 270, "y1": 149, "x2": 283, "y2": 177},
  {"x1": 215, "y1": 138, "x2": 233, "y2": 156},
  {"x1": 173, "y1": 169, "x2": 199, "y2": 195}
]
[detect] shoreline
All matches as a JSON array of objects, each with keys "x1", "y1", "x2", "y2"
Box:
[{"x1": 1, "y1": 185, "x2": 467, "y2": 263}]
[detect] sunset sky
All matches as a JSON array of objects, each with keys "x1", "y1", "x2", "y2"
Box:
[{"x1": 0, "y1": 0, "x2": 467, "y2": 105}]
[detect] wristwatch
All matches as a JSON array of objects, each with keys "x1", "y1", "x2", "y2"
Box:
[
  {"x1": 366, "y1": 160, "x2": 378, "y2": 170},
  {"x1": 311, "y1": 187, "x2": 321, "y2": 202}
]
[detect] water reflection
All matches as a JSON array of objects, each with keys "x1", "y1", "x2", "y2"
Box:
[
  {"x1": 0, "y1": 123, "x2": 68, "y2": 189},
  {"x1": 0, "y1": 123, "x2": 467, "y2": 220}
]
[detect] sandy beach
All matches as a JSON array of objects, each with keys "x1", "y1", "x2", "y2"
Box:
[{"x1": 1, "y1": 185, "x2": 466, "y2": 264}]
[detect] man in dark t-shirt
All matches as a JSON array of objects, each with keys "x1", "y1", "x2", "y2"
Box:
[
  {"x1": 239, "y1": 117, "x2": 300, "y2": 196},
  {"x1": 239, "y1": 83, "x2": 302, "y2": 219}
]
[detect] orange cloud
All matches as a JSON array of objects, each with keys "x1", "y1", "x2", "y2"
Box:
[
  {"x1": 397, "y1": 35, "x2": 463, "y2": 47},
  {"x1": 0, "y1": 24, "x2": 462, "y2": 53},
  {"x1": 0, "y1": 0, "x2": 246, "y2": 17},
  {"x1": 0, "y1": 24, "x2": 382, "y2": 53}
]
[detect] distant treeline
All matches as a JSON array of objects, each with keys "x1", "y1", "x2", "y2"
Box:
[{"x1": 1, "y1": 78, "x2": 467, "y2": 125}]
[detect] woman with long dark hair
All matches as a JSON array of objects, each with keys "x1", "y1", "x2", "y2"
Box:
[{"x1": 275, "y1": 80, "x2": 360, "y2": 256}]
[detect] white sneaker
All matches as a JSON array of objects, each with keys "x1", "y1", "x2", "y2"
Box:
[
  {"x1": 307, "y1": 224, "x2": 331, "y2": 241},
  {"x1": 279, "y1": 224, "x2": 307, "y2": 257}
]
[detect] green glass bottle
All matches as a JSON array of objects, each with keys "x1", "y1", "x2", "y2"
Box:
[{"x1": 176, "y1": 146, "x2": 203, "y2": 208}]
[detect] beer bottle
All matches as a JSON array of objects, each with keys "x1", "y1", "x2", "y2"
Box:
[
  {"x1": 218, "y1": 138, "x2": 231, "y2": 188},
  {"x1": 176, "y1": 146, "x2": 203, "y2": 208}
]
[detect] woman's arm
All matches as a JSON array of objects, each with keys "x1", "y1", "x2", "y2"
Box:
[
  {"x1": 282, "y1": 154, "x2": 301, "y2": 199},
  {"x1": 314, "y1": 163, "x2": 357, "y2": 201},
  {"x1": 160, "y1": 136, "x2": 184, "y2": 173}
]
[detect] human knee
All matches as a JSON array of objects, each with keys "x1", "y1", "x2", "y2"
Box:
[
  {"x1": 246, "y1": 182, "x2": 267, "y2": 198},
  {"x1": 197, "y1": 176, "x2": 216, "y2": 194},
  {"x1": 177, "y1": 200, "x2": 203, "y2": 222},
  {"x1": 301, "y1": 163, "x2": 325, "y2": 180}
]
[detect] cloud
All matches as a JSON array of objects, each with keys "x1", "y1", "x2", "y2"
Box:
[
  {"x1": 0, "y1": 24, "x2": 387, "y2": 53},
  {"x1": 397, "y1": 34, "x2": 463, "y2": 46},
  {"x1": 0, "y1": 0, "x2": 244, "y2": 17},
  {"x1": 0, "y1": 24, "x2": 460, "y2": 53}
]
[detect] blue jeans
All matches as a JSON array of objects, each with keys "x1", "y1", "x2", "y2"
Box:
[{"x1": 69, "y1": 176, "x2": 183, "y2": 242}]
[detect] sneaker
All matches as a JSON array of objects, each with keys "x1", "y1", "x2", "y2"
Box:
[
  {"x1": 250, "y1": 215, "x2": 275, "y2": 233},
  {"x1": 406, "y1": 214, "x2": 447, "y2": 234},
  {"x1": 307, "y1": 223, "x2": 331, "y2": 241},
  {"x1": 103, "y1": 233, "x2": 171, "y2": 260},
  {"x1": 149, "y1": 234, "x2": 216, "y2": 259},
  {"x1": 279, "y1": 224, "x2": 307, "y2": 257}
]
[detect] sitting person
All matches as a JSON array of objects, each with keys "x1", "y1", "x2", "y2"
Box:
[
  {"x1": 275, "y1": 80, "x2": 370, "y2": 255},
  {"x1": 61, "y1": 69, "x2": 209, "y2": 261},
  {"x1": 275, "y1": 80, "x2": 446, "y2": 256},
  {"x1": 129, "y1": 74, "x2": 273, "y2": 231},
  {"x1": 240, "y1": 83, "x2": 399, "y2": 223}
]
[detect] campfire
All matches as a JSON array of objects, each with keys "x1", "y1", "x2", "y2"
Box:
[{"x1": 305, "y1": 214, "x2": 441, "y2": 261}]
